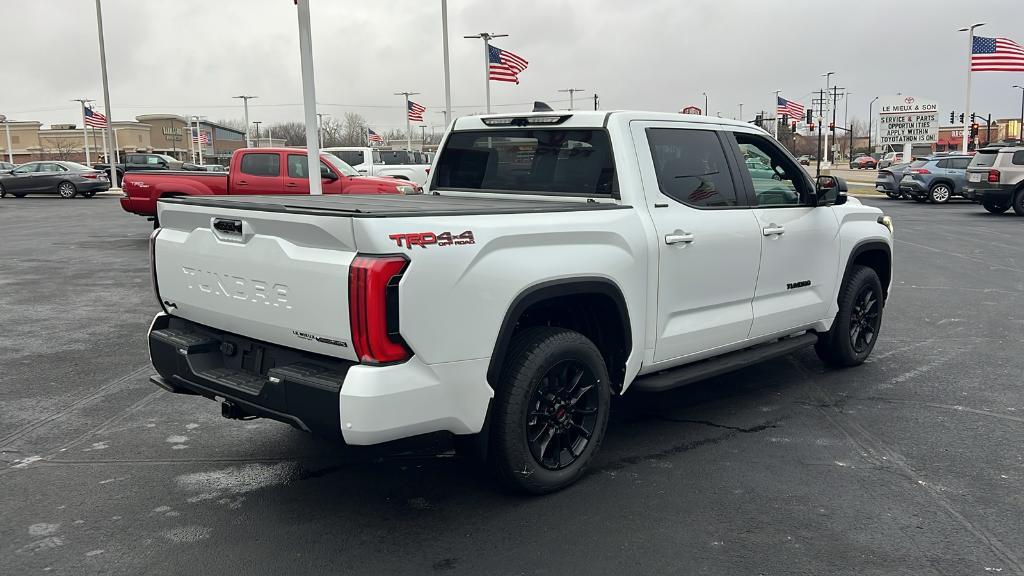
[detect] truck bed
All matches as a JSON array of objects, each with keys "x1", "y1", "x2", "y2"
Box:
[{"x1": 158, "y1": 193, "x2": 629, "y2": 218}]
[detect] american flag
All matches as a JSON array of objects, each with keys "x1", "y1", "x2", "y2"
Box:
[
  {"x1": 84, "y1": 107, "x2": 108, "y2": 128},
  {"x1": 972, "y1": 36, "x2": 1024, "y2": 71},
  {"x1": 191, "y1": 129, "x2": 209, "y2": 145},
  {"x1": 776, "y1": 96, "x2": 804, "y2": 121},
  {"x1": 488, "y1": 44, "x2": 528, "y2": 84},
  {"x1": 407, "y1": 100, "x2": 426, "y2": 122},
  {"x1": 367, "y1": 128, "x2": 385, "y2": 144}
]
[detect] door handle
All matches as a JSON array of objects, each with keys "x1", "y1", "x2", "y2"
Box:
[
  {"x1": 762, "y1": 224, "x2": 786, "y2": 236},
  {"x1": 236, "y1": 180, "x2": 248, "y2": 186},
  {"x1": 285, "y1": 182, "x2": 298, "y2": 187},
  {"x1": 665, "y1": 232, "x2": 695, "y2": 245}
]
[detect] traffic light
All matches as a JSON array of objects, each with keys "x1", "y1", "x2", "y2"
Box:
[
  {"x1": 791, "y1": 121, "x2": 798, "y2": 133},
  {"x1": 806, "y1": 109, "x2": 813, "y2": 124},
  {"x1": 808, "y1": 123, "x2": 815, "y2": 131},
  {"x1": 829, "y1": 122, "x2": 835, "y2": 130},
  {"x1": 950, "y1": 111, "x2": 955, "y2": 123},
  {"x1": 959, "y1": 113, "x2": 965, "y2": 123},
  {"x1": 781, "y1": 114, "x2": 789, "y2": 125},
  {"x1": 971, "y1": 113, "x2": 977, "y2": 123},
  {"x1": 971, "y1": 123, "x2": 980, "y2": 136}
]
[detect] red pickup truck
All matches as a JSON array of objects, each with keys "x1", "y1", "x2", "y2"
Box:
[{"x1": 121, "y1": 147, "x2": 421, "y2": 223}]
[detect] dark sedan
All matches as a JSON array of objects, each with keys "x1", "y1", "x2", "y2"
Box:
[
  {"x1": 874, "y1": 163, "x2": 912, "y2": 199},
  {"x1": 0, "y1": 161, "x2": 110, "y2": 198}
]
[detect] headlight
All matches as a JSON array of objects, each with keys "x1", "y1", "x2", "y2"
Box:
[
  {"x1": 877, "y1": 215, "x2": 894, "y2": 235},
  {"x1": 396, "y1": 185, "x2": 415, "y2": 195}
]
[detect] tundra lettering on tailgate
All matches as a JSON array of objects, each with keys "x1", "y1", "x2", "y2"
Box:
[
  {"x1": 388, "y1": 230, "x2": 475, "y2": 249},
  {"x1": 181, "y1": 267, "x2": 291, "y2": 309}
]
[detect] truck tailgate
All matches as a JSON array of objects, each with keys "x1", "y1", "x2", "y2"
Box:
[{"x1": 153, "y1": 200, "x2": 359, "y2": 361}]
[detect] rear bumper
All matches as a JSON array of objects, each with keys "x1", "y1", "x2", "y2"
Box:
[
  {"x1": 965, "y1": 183, "x2": 1014, "y2": 204},
  {"x1": 79, "y1": 180, "x2": 111, "y2": 192},
  {"x1": 898, "y1": 180, "x2": 927, "y2": 194},
  {"x1": 120, "y1": 195, "x2": 155, "y2": 216},
  {"x1": 148, "y1": 313, "x2": 493, "y2": 445},
  {"x1": 874, "y1": 179, "x2": 897, "y2": 193}
]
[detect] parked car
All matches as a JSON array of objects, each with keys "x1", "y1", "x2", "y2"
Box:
[
  {"x1": 0, "y1": 161, "x2": 110, "y2": 198},
  {"x1": 874, "y1": 163, "x2": 913, "y2": 199},
  {"x1": 877, "y1": 151, "x2": 905, "y2": 169},
  {"x1": 850, "y1": 155, "x2": 878, "y2": 169},
  {"x1": 0, "y1": 161, "x2": 15, "y2": 173},
  {"x1": 95, "y1": 153, "x2": 184, "y2": 186},
  {"x1": 120, "y1": 147, "x2": 421, "y2": 226},
  {"x1": 147, "y1": 111, "x2": 894, "y2": 493},
  {"x1": 797, "y1": 154, "x2": 815, "y2": 165},
  {"x1": 964, "y1": 145, "x2": 1024, "y2": 215},
  {"x1": 322, "y1": 146, "x2": 431, "y2": 186},
  {"x1": 898, "y1": 155, "x2": 972, "y2": 204}
]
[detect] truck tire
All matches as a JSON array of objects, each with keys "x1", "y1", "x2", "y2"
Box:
[
  {"x1": 983, "y1": 200, "x2": 1009, "y2": 214},
  {"x1": 489, "y1": 327, "x2": 611, "y2": 494},
  {"x1": 815, "y1": 265, "x2": 883, "y2": 368},
  {"x1": 1013, "y1": 189, "x2": 1024, "y2": 216}
]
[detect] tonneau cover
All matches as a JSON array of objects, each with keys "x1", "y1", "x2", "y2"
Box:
[{"x1": 159, "y1": 193, "x2": 628, "y2": 218}]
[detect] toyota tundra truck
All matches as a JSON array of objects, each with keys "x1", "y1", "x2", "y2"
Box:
[{"x1": 147, "y1": 111, "x2": 894, "y2": 493}]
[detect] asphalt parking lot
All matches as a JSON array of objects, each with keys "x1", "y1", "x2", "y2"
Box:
[{"x1": 1, "y1": 195, "x2": 1022, "y2": 575}]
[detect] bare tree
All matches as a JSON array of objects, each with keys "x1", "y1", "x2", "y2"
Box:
[
  {"x1": 266, "y1": 122, "x2": 306, "y2": 146},
  {"x1": 338, "y1": 112, "x2": 368, "y2": 146},
  {"x1": 216, "y1": 118, "x2": 247, "y2": 133},
  {"x1": 321, "y1": 116, "x2": 345, "y2": 147},
  {"x1": 41, "y1": 137, "x2": 78, "y2": 161}
]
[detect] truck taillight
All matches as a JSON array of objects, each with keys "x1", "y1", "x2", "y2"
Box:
[
  {"x1": 149, "y1": 227, "x2": 165, "y2": 310},
  {"x1": 349, "y1": 255, "x2": 410, "y2": 364},
  {"x1": 988, "y1": 169, "x2": 1001, "y2": 183}
]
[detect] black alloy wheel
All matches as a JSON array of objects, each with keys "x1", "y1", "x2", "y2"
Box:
[
  {"x1": 849, "y1": 285, "x2": 881, "y2": 355},
  {"x1": 525, "y1": 359, "x2": 600, "y2": 471}
]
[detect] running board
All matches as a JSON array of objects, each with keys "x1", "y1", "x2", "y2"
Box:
[{"x1": 630, "y1": 333, "x2": 818, "y2": 393}]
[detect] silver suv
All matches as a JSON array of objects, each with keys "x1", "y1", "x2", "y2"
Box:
[{"x1": 964, "y1": 145, "x2": 1024, "y2": 215}]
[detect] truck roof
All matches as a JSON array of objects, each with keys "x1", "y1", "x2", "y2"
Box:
[{"x1": 453, "y1": 110, "x2": 765, "y2": 133}]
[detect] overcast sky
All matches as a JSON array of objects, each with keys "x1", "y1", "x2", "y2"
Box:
[{"x1": 7, "y1": 0, "x2": 1024, "y2": 132}]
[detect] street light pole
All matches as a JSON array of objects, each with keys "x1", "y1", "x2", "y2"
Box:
[
  {"x1": 93, "y1": 0, "x2": 117, "y2": 187},
  {"x1": 738, "y1": 103, "x2": 743, "y2": 121},
  {"x1": 773, "y1": 90, "x2": 781, "y2": 137},
  {"x1": 702, "y1": 92, "x2": 708, "y2": 115},
  {"x1": 440, "y1": 0, "x2": 452, "y2": 125},
  {"x1": 464, "y1": 32, "x2": 507, "y2": 113},
  {"x1": 316, "y1": 112, "x2": 328, "y2": 148},
  {"x1": 822, "y1": 71, "x2": 834, "y2": 164},
  {"x1": 395, "y1": 91, "x2": 421, "y2": 150},
  {"x1": 295, "y1": 0, "x2": 322, "y2": 195},
  {"x1": 1013, "y1": 85, "x2": 1024, "y2": 141},
  {"x1": 252, "y1": 121, "x2": 261, "y2": 147},
  {"x1": 868, "y1": 96, "x2": 878, "y2": 153},
  {"x1": 558, "y1": 88, "x2": 585, "y2": 110},
  {"x1": 959, "y1": 22, "x2": 986, "y2": 151},
  {"x1": 233, "y1": 95, "x2": 257, "y2": 147}
]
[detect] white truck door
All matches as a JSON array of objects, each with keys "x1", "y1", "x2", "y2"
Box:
[
  {"x1": 726, "y1": 130, "x2": 840, "y2": 339},
  {"x1": 631, "y1": 122, "x2": 762, "y2": 364}
]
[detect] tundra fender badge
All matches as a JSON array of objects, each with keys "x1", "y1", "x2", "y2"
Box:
[{"x1": 786, "y1": 280, "x2": 811, "y2": 290}]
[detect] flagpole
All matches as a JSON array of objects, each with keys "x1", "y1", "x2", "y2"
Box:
[
  {"x1": 960, "y1": 23, "x2": 985, "y2": 152},
  {"x1": 773, "y1": 90, "x2": 781, "y2": 138},
  {"x1": 73, "y1": 99, "x2": 92, "y2": 164},
  {"x1": 406, "y1": 94, "x2": 411, "y2": 149},
  {"x1": 464, "y1": 33, "x2": 507, "y2": 114}
]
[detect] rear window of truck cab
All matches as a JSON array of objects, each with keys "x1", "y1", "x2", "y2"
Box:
[
  {"x1": 971, "y1": 150, "x2": 999, "y2": 168},
  {"x1": 433, "y1": 129, "x2": 616, "y2": 197}
]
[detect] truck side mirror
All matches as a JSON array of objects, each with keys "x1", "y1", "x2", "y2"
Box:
[{"x1": 815, "y1": 175, "x2": 848, "y2": 205}]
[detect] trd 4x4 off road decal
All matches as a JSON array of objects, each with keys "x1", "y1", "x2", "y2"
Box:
[{"x1": 388, "y1": 231, "x2": 475, "y2": 249}]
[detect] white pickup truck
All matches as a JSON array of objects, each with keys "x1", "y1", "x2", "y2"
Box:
[
  {"x1": 148, "y1": 111, "x2": 894, "y2": 493},
  {"x1": 322, "y1": 146, "x2": 431, "y2": 186}
]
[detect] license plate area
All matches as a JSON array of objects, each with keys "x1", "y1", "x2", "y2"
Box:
[{"x1": 969, "y1": 173, "x2": 982, "y2": 182}]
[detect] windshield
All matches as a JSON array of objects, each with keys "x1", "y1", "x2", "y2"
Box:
[
  {"x1": 433, "y1": 129, "x2": 617, "y2": 197},
  {"x1": 157, "y1": 154, "x2": 177, "y2": 163},
  {"x1": 970, "y1": 150, "x2": 999, "y2": 168},
  {"x1": 321, "y1": 153, "x2": 360, "y2": 177}
]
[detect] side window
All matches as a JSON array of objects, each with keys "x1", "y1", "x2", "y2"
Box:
[
  {"x1": 13, "y1": 164, "x2": 38, "y2": 174},
  {"x1": 287, "y1": 154, "x2": 308, "y2": 178},
  {"x1": 951, "y1": 158, "x2": 971, "y2": 170},
  {"x1": 1012, "y1": 151, "x2": 1024, "y2": 166},
  {"x1": 646, "y1": 128, "x2": 740, "y2": 208},
  {"x1": 733, "y1": 133, "x2": 807, "y2": 207},
  {"x1": 145, "y1": 155, "x2": 162, "y2": 165},
  {"x1": 128, "y1": 154, "x2": 145, "y2": 164},
  {"x1": 372, "y1": 150, "x2": 382, "y2": 164},
  {"x1": 240, "y1": 153, "x2": 280, "y2": 177}
]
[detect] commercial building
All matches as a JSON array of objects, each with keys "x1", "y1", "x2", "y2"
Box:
[{"x1": 0, "y1": 114, "x2": 246, "y2": 165}]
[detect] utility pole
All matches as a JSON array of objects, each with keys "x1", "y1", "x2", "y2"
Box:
[
  {"x1": 252, "y1": 121, "x2": 261, "y2": 147},
  {"x1": 959, "y1": 23, "x2": 985, "y2": 152},
  {"x1": 295, "y1": 0, "x2": 322, "y2": 195},
  {"x1": 94, "y1": 0, "x2": 117, "y2": 186},
  {"x1": 844, "y1": 91, "x2": 852, "y2": 159},
  {"x1": 316, "y1": 112, "x2": 328, "y2": 148},
  {"x1": 773, "y1": 90, "x2": 781, "y2": 138},
  {"x1": 814, "y1": 89, "x2": 826, "y2": 178},
  {"x1": 394, "y1": 91, "x2": 421, "y2": 151},
  {"x1": 232, "y1": 95, "x2": 257, "y2": 147},
  {"x1": 738, "y1": 102, "x2": 743, "y2": 121},
  {"x1": 830, "y1": 86, "x2": 843, "y2": 162},
  {"x1": 463, "y1": 32, "x2": 507, "y2": 113},
  {"x1": 72, "y1": 98, "x2": 94, "y2": 164},
  {"x1": 593, "y1": 93, "x2": 600, "y2": 111},
  {"x1": 703, "y1": 92, "x2": 709, "y2": 115},
  {"x1": 557, "y1": 88, "x2": 585, "y2": 110},
  {"x1": 822, "y1": 71, "x2": 834, "y2": 165}
]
